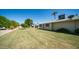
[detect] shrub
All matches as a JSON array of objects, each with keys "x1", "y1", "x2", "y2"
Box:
[
  {"x1": 10, "y1": 26, "x2": 14, "y2": 29},
  {"x1": 75, "y1": 28, "x2": 79, "y2": 34},
  {"x1": 56, "y1": 28, "x2": 71, "y2": 33}
]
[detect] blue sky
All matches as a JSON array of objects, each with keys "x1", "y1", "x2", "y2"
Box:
[{"x1": 0, "y1": 9, "x2": 79, "y2": 24}]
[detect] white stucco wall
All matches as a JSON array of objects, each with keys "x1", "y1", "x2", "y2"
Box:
[
  {"x1": 76, "y1": 20, "x2": 79, "y2": 29},
  {"x1": 38, "y1": 19, "x2": 79, "y2": 32},
  {"x1": 43, "y1": 23, "x2": 53, "y2": 30},
  {"x1": 53, "y1": 20, "x2": 79, "y2": 32},
  {"x1": 38, "y1": 24, "x2": 43, "y2": 29}
]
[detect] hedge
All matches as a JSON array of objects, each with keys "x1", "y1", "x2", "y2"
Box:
[{"x1": 56, "y1": 28, "x2": 71, "y2": 33}]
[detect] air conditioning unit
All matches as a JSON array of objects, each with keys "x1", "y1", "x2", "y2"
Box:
[
  {"x1": 58, "y1": 14, "x2": 65, "y2": 20},
  {"x1": 68, "y1": 15, "x2": 75, "y2": 19}
]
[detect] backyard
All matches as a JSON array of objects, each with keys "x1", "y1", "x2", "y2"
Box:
[{"x1": 0, "y1": 28, "x2": 79, "y2": 49}]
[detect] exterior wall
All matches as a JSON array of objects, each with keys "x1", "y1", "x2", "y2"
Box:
[
  {"x1": 53, "y1": 20, "x2": 79, "y2": 32},
  {"x1": 43, "y1": 23, "x2": 53, "y2": 30},
  {"x1": 39, "y1": 24, "x2": 43, "y2": 29},
  {"x1": 38, "y1": 19, "x2": 79, "y2": 33},
  {"x1": 76, "y1": 20, "x2": 79, "y2": 29}
]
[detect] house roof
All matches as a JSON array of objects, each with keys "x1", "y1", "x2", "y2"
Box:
[
  {"x1": 39, "y1": 16, "x2": 79, "y2": 24},
  {"x1": 52, "y1": 16, "x2": 79, "y2": 23}
]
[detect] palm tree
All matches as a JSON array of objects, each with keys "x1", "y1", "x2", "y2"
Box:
[{"x1": 52, "y1": 11, "x2": 57, "y2": 19}]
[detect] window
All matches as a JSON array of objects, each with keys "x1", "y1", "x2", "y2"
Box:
[{"x1": 45, "y1": 23, "x2": 49, "y2": 27}]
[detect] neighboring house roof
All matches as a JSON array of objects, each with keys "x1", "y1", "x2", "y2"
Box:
[
  {"x1": 39, "y1": 16, "x2": 79, "y2": 24},
  {"x1": 52, "y1": 16, "x2": 79, "y2": 23}
]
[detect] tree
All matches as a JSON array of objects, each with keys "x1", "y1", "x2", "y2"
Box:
[
  {"x1": 21, "y1": 23, "x2": 27, "y2": 28},
  {"x1": 52, "y1": 11, "x2": 57, "y2": 19},
  {"x1": 0, "y1": 16, "x2": 19, "y2": 29},
  {"x1": 0, "y1": 16, "x2": 11, "y2": 28},
  {"x1": 24, "y1": 18, "x2": 33, "y2": 27},
  {"x1": 10, "y1": 20, "x2": 19, "y2": 29}
]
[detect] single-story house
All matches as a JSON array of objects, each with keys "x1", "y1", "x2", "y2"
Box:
[{"x1": 38, "y1": 16, "x2": 79, "y2": 33}]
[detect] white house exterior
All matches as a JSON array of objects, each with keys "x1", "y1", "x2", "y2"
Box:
[
  {"x1": 38, "y1": 16, "x2": 79, "y2": 32},
  {"x1": 39, "y1": 23, "x2": 52, "y2": 30}
]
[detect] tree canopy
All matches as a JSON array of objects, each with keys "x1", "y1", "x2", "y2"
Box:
[
  {"x1": 22, "y1": 18, "x2": 33, "y2": 28},
  {"x1": 0, "y1": 16, "x2": 19, "y2": 29}
]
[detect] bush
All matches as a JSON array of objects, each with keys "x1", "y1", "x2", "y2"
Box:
[
  {"x1": 75, "y1": 28, "x2": 79, "y2": 34},
  {"x1": 56, "y1": 28, "x2": 71, "y2": 33},
  {"x1": 10, "y1": 26, "x2": 14, "y2": 29}
]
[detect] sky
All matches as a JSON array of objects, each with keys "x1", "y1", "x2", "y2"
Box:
[{"x1": 0, "y1": 9, "x2": 79, "y2": 24}]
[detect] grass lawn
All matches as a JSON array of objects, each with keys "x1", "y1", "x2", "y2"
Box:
[{"x1": 0, "y1": 28, "x2": 79, "y2": 49}]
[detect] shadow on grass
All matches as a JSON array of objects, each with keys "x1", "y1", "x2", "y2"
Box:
[
  {"x1": 38, "y1": 28, "x2": 79, "y2": 36},
  {"x1": 54, "y1": 31, "x2": 79, "y2": 36}
]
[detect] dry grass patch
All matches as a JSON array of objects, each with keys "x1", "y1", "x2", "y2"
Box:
[{"x1": 0, "y1": 28, "x2": 79, "y2": 49}]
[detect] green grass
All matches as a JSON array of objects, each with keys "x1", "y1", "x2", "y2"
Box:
[{"x1": 0, "y1": 28, "x2": 79, "y2": 49}]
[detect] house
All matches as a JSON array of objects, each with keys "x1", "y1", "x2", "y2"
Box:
[{"x1": 38, "y1": 16, "x2": 79, "y2": 33}]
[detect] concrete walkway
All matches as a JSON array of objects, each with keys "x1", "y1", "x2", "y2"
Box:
[{"x1": 0, "y1": 28, "x2": 18, "y2": 37}]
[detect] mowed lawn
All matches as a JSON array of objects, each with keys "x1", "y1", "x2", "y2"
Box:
[{"x1": 0, "y1": 28, "x2": 79, "y2": 49}]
